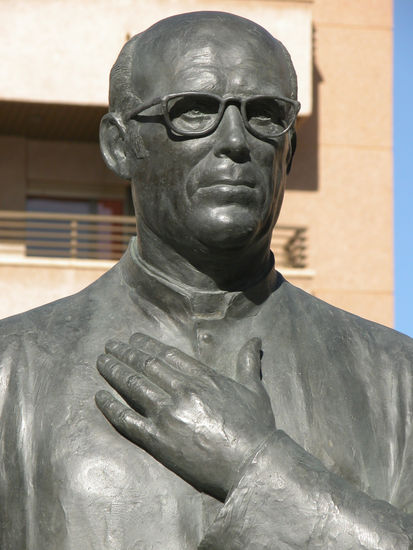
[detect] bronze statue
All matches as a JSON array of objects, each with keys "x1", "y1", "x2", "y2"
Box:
[{"x1": 1, "y1": 11, "x2": 413, "y2": 549}]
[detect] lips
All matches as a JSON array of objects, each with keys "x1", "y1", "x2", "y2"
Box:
[
  {"x1": 186, "y1": 160, "x2": 262, "y2": 201},
  {"x1": 193, "y1": 165, "x2": 258, "y2": 193},
  {"x1": 193, "y1": 178, "x2": 258, "y2": 206},
  {"x1": 202, "y1": 177, "x2": 255, "y2": 189}
]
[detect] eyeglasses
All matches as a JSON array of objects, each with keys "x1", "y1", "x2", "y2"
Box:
[{"x1": 128, "y1": 92, "x2": 300, "y2": 140}]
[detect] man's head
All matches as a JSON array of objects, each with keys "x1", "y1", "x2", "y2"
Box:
[{"x1": 100, "y1": 12, "x2": 298, "y2": 257}]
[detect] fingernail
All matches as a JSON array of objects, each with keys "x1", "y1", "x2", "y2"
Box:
[
  {"x1": 97, "y1": 354, "x2": 111, "y2": 371},
  {"x1": 105, "y1": 339, "x2": 121, "y2": 353},
  {"x1": 129, "y1": 332, "x2": 146, "y2": 345},
  {"x1": 95, "y1": 389, "x2": 111, "y2": 406}
]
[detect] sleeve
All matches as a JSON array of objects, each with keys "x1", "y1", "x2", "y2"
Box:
[{"x1": 199, "y1": 430, "x2": 413, "y2": 550}]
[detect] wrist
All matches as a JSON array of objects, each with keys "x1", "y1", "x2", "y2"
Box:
[{"x1": 225, "y1": 429, "x2": 280, "y2": 500}]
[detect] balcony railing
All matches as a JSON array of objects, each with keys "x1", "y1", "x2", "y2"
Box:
[
  {"x1": 272, "y1": 225, "x2": 308, "y2": 268},
  {"x1": 0, "y1": 211, "x2": 308, "y2": 268}
]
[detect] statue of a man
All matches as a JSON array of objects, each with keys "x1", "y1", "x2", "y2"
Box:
[{"x1": 1, "y1": 11, "x2": 413, "y2": 550}]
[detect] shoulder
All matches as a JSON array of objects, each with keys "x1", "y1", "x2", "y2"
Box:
[{"x1": 277, "y1": 276, "x2": 413, "y2": 363}]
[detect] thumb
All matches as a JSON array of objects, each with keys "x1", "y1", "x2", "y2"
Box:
[{"x1": 236, "y1": 337, "x2": 263, "y2": 391}]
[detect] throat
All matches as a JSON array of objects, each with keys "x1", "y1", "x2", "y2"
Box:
[{"x1": 136, "y1": 221, "x2": 274, "y2": 292}]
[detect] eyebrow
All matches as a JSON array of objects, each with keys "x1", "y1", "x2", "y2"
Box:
[{"x1": 172, "y1": 67, "x2": 220, "y2": 92}]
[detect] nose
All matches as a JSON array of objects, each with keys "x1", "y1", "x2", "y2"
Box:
[{"x1": 213, "y1": 105, "x2": 250, "y2": 162}]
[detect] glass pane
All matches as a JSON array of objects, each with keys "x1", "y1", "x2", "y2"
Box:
[
  {"x1": 27, "y1": 197, "x2": 95, "y2": 215},
  {"x1": 246, "y1": 98, "x2": 289, "y2": 136},
  {"x1": 167, "y1": 94, "x2": 220, "y2": 133}
]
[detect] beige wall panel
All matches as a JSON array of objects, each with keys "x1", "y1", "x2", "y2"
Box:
[
  {"x1": 0, "y1": 136, "x2": 26, "y2": 210},
  {"x1": 314, "y1": 148, "x2": 393, "y2": 291},
  {"x1": 316, "y1": 26, "x2": 392, "y2": 148},
  {"x1": 313, "y1": 289, "x2": 393, "y2": 328},
  {"x1": 313, "y1": 0, "x2": 392, "y2": 28},
  {"x1": 27, "y1": 140, "x2": 123, "y2": 185},
  {"x1": 281, "y1": 146, "x2": 393, "y2": 292}
]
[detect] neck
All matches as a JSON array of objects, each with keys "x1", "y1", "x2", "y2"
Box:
[{"x1": 136, "y1": 222, "x2": 274, "y2": 292}]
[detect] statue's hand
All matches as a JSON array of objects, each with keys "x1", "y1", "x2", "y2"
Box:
[{"x1": 95, "y1": 333, "x2": 275, "y2": 501}]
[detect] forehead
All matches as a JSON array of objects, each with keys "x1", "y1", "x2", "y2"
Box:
[{"x1": 132, "y1": 30, "x2": 292, "y2": 99}]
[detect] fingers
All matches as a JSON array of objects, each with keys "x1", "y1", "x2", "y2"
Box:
[
  {"x1": 128, "y1": 333, "x2": 170, "y2": 358},
  {"x1": 236, "y1": 337, "x2": 263, "y2": 392},
  {"x1": 105, "y1": 339, "x2": 152, "y2": 371},
  {"x1": 102, "y1": 339, "x2": 194, "y2": 395},
  {"x1": 97, "y1": 354, "x2": 171, "y2": 415},
  {"x1": 95, "y1": 389, "x2": 157, "y2": 450},
  {"x1": 129, "y1": 333, "x2": 211, "y2": 377}
]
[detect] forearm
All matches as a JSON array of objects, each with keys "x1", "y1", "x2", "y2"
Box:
[{"x1": 200, "y1": 430, "x2": 413, "y2": 549}]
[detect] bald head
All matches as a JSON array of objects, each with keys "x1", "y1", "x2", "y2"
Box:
[{"x1": 109, "y1": 11, "x2": 297, "y2": 116}]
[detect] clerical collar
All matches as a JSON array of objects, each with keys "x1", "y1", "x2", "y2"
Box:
[{"x1": 120, "y1": 237, "x2": 280, "y2": 321}]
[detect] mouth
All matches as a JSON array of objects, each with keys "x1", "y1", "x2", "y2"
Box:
[
  {"x1": 186, "y1": 163, "x2": 260, "y2": 201},
  {"x1": 203, "y1": 178, "x2": 255, "y2": 189},
  {"x1": 194, "y1": 175, "x2": 257, "y2": 195},
  {"x1": 194, "y1": 180, "x2": 257, "y2": 205}
]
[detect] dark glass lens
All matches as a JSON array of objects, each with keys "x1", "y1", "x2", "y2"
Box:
[
  {"x1": 245, "y1": 98, "x2": 293, "y2": 137},
  {"x1": 167, "y1": 94, "x2": 221, "y2": 134}
]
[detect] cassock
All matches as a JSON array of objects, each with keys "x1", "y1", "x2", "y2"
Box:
[{"x1": 1, "y1": 239, "x2": 413, "y2": 549}]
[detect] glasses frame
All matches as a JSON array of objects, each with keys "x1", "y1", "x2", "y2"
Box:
[{"x1": 128, "y1": 91, "x2": 301, "y2": 139}]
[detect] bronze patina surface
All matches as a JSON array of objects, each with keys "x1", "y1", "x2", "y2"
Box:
[{"x1": 1, "y1": 12, "x2": 412, "y2": 549}]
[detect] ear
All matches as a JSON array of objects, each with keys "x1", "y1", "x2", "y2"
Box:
[
  {"x1": 99, "y1": 113, "x2": 133, "y2": 180},
  {"x1": 286, "y1": 129, "x2": 296, "y2": 175}
]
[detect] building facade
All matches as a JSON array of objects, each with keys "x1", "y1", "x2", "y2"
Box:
[{"x1": 0, "y1": 0, "x2": 393, "y2": 326}]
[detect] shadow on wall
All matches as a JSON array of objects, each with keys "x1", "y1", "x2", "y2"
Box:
[{"x1": 287, "y1": 37, "x2": 322, "y2": 193}]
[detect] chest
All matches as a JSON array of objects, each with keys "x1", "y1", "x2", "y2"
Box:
[
  {"x1": 29, "y1": 356, "x2": 221, "y2": 550},
  {"x1": 25, "y1": 315, "x2": 394, "y2": 548}
]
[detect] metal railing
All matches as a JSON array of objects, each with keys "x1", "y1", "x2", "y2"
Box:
[
  {"x1": 0, "y1": 211, "x2": 308, "y2": 268},
  {"x1": 0, "y1": 211, "x2": 136, "y2": 260},
  {"x1": 271, "y1": 225, "x2": 308, "y2": 268}
]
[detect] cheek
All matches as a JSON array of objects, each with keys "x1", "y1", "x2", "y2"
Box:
[
  {"x1": 259, "y1": 142, "x2": 280, "y2": 171},
  {"x1": 252, "y1": 146, "x2": 278, "y2": 200},
  {"x1": 250, "y1": 141, "x2": 287, "y2": 221},
  {"x1": 141, "y1": 131, "x2": 210, "y2": 189},
  {"x1": 131, "y1": 145, "x2": 209, "y2": 230},
  {"x1": 247, "y1": 138, "x2": 278, "y2": 177}
]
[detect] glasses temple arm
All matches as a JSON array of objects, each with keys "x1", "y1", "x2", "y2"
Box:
[{"x1": 127, "y1": 97, "x2": 163, "y2": 118}]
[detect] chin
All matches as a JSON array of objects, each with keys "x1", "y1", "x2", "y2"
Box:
[{"x1": 188, "y1": 207, "x2": 263, "y2": 250}]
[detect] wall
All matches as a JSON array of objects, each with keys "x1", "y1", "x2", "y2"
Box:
[
  {"x1": 0, "y1": 0, "x2": 394, "y2": 328},
  {"x1": 278, "y1": 0, "x2": 393, "y2": 326}
]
